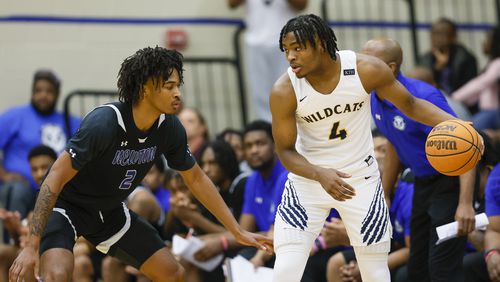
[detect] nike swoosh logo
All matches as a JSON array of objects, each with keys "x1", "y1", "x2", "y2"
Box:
[
  {"x1": 299, "y1": 96, "x2": 307, "y2": 102},
  {"x1": 364, "y1": 176, "x2": 371, "y2": 180}
]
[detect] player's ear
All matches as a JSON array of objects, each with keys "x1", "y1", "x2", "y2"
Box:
[
  {"x1": 141, "y1": 79, "x2": 153, "y2": 98},
  {"x1": 314, "y1": 37, "x2": 324, "y2": 53}
]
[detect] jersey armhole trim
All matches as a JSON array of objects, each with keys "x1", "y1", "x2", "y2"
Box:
[{"x1": 98, "y1": 105, "x2": 126, "y2": 132}]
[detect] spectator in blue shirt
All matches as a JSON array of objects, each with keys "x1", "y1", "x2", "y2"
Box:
[
  {"x1": 363, "y1": 38, "x2": 477, "y2": 282},
  {"x1": 485, "y1": 163, "x2": 500, "y2": 282},
  {"x1": 235, "y1": 120, "x2": 288, "y2": 267},
  {"x1": 0, "y1": 70, "x2": 80, "y2": 219},
  {"x1": 241, "y1": 120, "x2": 287, "y2": 233}
]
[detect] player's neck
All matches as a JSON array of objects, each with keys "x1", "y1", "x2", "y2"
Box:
[
  {"x1": 131, "y1": 102, "x2": 160, "y2": 132},
  {"x1": 305, "y1": 58, "x2": 341, "y2": 92}
]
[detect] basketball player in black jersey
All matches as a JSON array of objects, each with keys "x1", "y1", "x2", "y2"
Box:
[{"x1": 9, "y1": 47, "x2": 272, "y2": 282}]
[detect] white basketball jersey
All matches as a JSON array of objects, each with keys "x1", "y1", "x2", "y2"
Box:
[{"x1": 288, "y1": 50, "x2": 379, "y2": 183}]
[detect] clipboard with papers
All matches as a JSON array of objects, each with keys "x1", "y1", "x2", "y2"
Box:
[{"x1": 224, "y1": 255, "x2": 273, "y2": 282}]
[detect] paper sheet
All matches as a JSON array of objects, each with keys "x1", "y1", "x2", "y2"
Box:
[
  {"x1": 224, "y1": 255, "x2": 273, "y2": 282},
  {"x1": 436, "y1": 213, "x2": 489, "y2": 245},
  {"x1": 172, "y1": 235, "x2": 223, "y2": 271}
]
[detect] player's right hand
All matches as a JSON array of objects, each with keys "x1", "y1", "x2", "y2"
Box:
[
  {"x1": 9, "y1": 245, "x2": 38, "y2": 282},
  {"x1": 318, "y1": 168, "x2": 356, "y2": 201}
]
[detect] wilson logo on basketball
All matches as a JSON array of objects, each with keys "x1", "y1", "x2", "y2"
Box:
[
  {"x1": 431, "y1": 125, "x2": 457, "y2": 132},
  {"x1": 426, "y1": 140, "x2": 457, "y2": 150}
]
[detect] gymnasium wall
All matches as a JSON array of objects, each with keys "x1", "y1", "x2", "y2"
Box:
[{"x1": 0, "y1": 0, "x2": 497, "y2": 124}]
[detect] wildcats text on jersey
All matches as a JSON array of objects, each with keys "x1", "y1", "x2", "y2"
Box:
[
  {"x1": 300, "y1": 102, "x2": 364, "y2": 123},
  {"x1": 112, "y1": 146, "x2": 157, "y2": 166}
]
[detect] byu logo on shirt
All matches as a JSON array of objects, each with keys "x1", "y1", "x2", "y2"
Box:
[
  {"x1": 41, "y1": 124, "x2": 66, "y2": 153},
  {"x1": 393, "y1": 115, "x2": 406, "y2": 131}
]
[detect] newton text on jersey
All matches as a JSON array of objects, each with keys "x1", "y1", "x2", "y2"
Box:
[{"x1": 112, "y1": 146, "x2": 157, "y2": 166}]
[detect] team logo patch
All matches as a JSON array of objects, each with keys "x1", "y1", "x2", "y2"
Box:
[
  {"x1": 393, "y1": 115, "x2": 406, "y2": 131},
  {"x1": 343, "y1": 69, "x2": 355, "y2": 76}
]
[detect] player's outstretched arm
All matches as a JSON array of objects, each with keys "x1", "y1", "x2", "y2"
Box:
[
  {"x1": 358, "y1": 54, "x2": 455, "y2": 127},
  {"x1": 178, "y1": 164, "x2": 273, "y2": 251},
  {"x1": 9, "y1": 151, "x2": 77, "y2": 282},
  {"x1": 270, "y1": 74, "x2": 355, "y2": 201}
]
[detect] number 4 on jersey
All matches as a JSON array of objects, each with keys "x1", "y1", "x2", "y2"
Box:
[{"x1": 329, "y1": 121, "x2": 347, "y2": 140}]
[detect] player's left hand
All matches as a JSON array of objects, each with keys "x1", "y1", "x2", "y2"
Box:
[
  {"x1": 235, "y1": 229, "x2": 273, "y2": 255},
  {"x1": 455, "y1": 203, "x2": 475, "y2": 236}
]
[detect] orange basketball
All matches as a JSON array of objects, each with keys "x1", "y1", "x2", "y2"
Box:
[{"x1": 425, "y1": 120, "x2": 482, "y2": 176}]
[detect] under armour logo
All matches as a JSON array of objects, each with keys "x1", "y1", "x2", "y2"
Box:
[
  {"x1": 121, "y1": 141, "x2": 128, "y2": 147},
  {"x1": 69, "y1": 148, "x2": 76, "y2": 158}
]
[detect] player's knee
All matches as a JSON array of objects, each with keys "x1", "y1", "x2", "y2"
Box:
[
  {"x1": 42, "y1": 265, "x2": 73, "y2": 282},
  {"x1": 146, "y1": 262, "x2": 184, "y2": 282}
]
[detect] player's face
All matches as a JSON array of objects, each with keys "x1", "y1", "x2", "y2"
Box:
[
  {"x1": 431, "y1": 23, "x2": 455, "y2": 50},
  {"x1": 178, "y1": 108, "x2": 207, "y2": 140},
  {"x1": 147, "y1": 69, "x2": 182, "y2": 114},
  {"x1": 224, "y1": 133, "x2": 244, "y2": 163},
  {"x1": 243, "y1": 131, "x2": 275, "y2": 170},
  {"x1": 281, "y1": 32, "x2": 323, "y2": 78},
  {"x1": 31, "y1": 79, "x2": 58, "y2": 115},
  {"x1": 200, "y1": 147, "x2": 225, "y2": 186},
  {"x1": 29, "y1": 155, "x2": 55, "y2": 186}
]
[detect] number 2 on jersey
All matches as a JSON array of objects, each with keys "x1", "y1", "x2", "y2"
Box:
[
  {"x1": 329, "y1": 121, "x2": 347, "y2": 140},
  {"x1": 119, "y1": 170, "x2": 137, "y2": 189}
]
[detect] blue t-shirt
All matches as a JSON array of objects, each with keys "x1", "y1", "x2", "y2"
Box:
[
  {"x1": 242, "y1": 159, "x2": 287, "y2": 232},
  {"x1": 486, "y1": 163, "x2": 500, "y2": 217},
  {"x1": 153, "y1": 187, "x2": 170, "y2": 213},
  {"x1": 390, "y1": 178, "x2": 413, "y2": 246},
  {"x1": 0, "y1": 104, "x2": 81, "y2": 189},
  {"x1": 371, "y1": 73, "x2": 456, "y2": 177}
]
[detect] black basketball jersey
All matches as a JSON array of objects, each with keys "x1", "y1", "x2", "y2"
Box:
[{"x1": 60, "y1": 102, "x2": 195, "y2": 211}]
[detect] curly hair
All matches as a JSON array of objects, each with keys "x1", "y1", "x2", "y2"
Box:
[{"x1": 117, "y1": 46, "x2": 184, "y2": 104}]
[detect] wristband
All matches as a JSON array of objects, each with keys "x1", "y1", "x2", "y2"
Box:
[
  {"x1": 220, "y1": 235, "x2": 229, "y2": 251},
  {"x1": 317, "y1": 235, "x2": 327, "y2": 250},
  {"x1": 313, "y1": 237, "x2": 324, "y2": 254},
  {"x1": 485, "y1": 249, "x2": 500, "y2": 263}
]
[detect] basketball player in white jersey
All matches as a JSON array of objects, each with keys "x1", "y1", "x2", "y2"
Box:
[{"x1": 269, "y1": 14, "x2": 466, "y2": 282}]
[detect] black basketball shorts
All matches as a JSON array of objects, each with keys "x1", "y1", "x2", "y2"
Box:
[{"x1": 40, "y1": 204, "x2": 165, "y2": 269}]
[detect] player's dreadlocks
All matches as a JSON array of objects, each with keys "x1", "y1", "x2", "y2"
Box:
[
  {"x1": 279, "y1": 14, "x2": 339, "y2": 60},
  {"x1": 117, "y1": 46, "x2": 184, "y2": 104}
]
